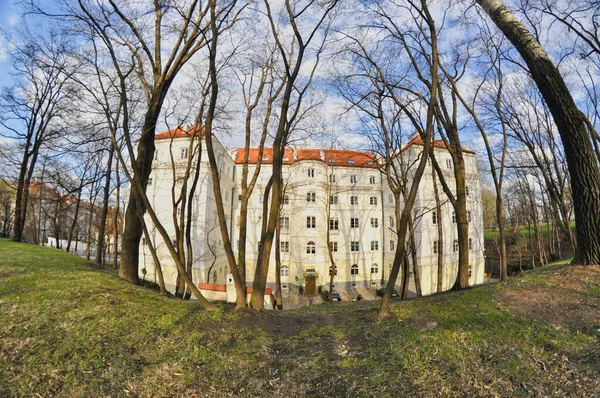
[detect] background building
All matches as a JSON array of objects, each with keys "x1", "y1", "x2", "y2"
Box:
[{"x1": 139, "y1": 129, "x2": 485, "y2": 297}]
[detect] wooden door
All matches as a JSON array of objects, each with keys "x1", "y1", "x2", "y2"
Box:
[{"x1": 305, "y1": 276, "x2": 316, "y2": 295}]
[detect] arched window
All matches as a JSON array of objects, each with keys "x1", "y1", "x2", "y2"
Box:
[
  {"x1": 371, "y1": 264, "x2": 378, "y2": 274},
  {"x1": 306, "y1": 241, "x2": 316, "y2": 254},
  {"x1": 351, "y1": 264, "x2": 359, "y2": 275},
  {"x1": 281, "y1": 265, "x2": 289, "y2": 277},
  {"x1": 306, "y1": 192, "x2": 316, "y2": 203}
]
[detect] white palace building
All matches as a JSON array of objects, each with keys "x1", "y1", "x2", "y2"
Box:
[{"x1": 138, "y1": 127, "x2": 485, "y2": 298}]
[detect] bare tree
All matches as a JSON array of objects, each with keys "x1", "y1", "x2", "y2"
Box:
[
  {"x1": 0, "y1": 29, "x2": 78, "y2": 243},
  {"x1": 476, "y1": 0, "x2": 600, "y2": 265},
  {"x1": 246, "y1": 0, "x2": 340, "y2": 310}
]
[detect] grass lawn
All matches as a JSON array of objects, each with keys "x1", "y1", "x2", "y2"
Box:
[
  {"x1": 484, "y1": 220, "x2": 576, "y2": 241},
  {"x1": 1, "y1": 239, "x2": 599, "y2": 397}
]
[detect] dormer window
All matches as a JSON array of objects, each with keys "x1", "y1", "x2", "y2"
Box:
[
  {"x1": 367, "y1": 161, "x2": 374, "y2": 165},
  {"x1": 328, "y1": 159, "x2": 336, "y2": 163},
  {"x1": 283, "y1": 157, "x2": 290, "y2": 161},
  {"x1": 262, "y1": 157, "x2": 270, "y2": 161},
  {"x1": 347, "y1": 160, "x2": 355, "y2": 164}
]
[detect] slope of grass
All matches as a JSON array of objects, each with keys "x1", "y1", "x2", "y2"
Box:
[
  {"x1": 484, "y1": 220, "x2": 576, "y2": 241},
  {"x1": 1, "y1": 239, "x2": 599, "y2": 397}
]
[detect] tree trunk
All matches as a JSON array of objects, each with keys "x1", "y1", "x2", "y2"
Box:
[
  {"x1": 66, "y1": 189, "x2": 83, "y2": 253},
  {"x1": 433, "y1": 165, "x2": 445, "y2": 292},
  {"x1": 96, "y1": 143, "x2": 114, "y2": 266},
  {"x1": 119, "y1": 100, "x2": 163, "y2": 284},
  {"x1": 476, "y1": 0, "x2": 600, "y2": 265},
  {"x1": 408, "y1": 214, "x2": 422, "y2": 297},
  {"x1": 274, "y1": 214, "x2": 283, "y2": 310},
  {"x1": 113, "y1": 159, "x2": 121, "y2": 270}
]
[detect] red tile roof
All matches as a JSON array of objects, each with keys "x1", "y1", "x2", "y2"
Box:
[
  {"x1": 231, "y1": 148, "x2": 295, "y2": 165},
  {"x1": 402, "y1": 135, "x2": 476, "y2": 154},
  {"x1": 155, "y1": 125, "x2": 205, "y2": 141},
  {"x1": 231, "y1": 147, "x2": 380, "y2": 168},
  {"x1": 322, "y1": 149, "x2": 378, "y2": 168}
]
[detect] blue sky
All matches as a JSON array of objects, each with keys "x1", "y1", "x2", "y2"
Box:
[{"x1": 0, "y1": 0, "x2": 23, "y2": 88}]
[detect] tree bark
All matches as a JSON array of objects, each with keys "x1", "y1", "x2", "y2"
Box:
[
  {"x1": 96, "y1": 143, "x2": 114, "y2": 266},
  {"x1": 433, "y1": 164, "x2": 445, "y2": 292},
  {"x1": 476, "y1": 0, "x2": 600, "y2": 265}
]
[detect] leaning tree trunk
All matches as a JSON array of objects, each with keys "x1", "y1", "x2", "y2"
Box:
[{"x1": 476, "y1": 0, "x2": 600, "y2": 265}]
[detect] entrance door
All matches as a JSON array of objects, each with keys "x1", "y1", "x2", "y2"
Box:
[{"x1": 305, "y1": 275, "x2": 316, "y2": 295}]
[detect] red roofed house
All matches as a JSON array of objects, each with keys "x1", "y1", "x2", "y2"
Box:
[{"x1": 137, "y1": 127, "x2": 484, "y2": 303}]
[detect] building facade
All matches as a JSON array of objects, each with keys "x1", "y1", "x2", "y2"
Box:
[{"x1": 139, "y1": 128, "x2": 485, "y2": 298}]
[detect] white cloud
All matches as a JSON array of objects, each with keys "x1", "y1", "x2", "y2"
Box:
[{"x1": 7, "y1": 14, "x2": 19, "y2": 27}]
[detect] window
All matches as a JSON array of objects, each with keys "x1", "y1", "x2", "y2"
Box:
[
  {"x1": 370, "y1": 218, "x2": 379, "y2": 228},
  {"x1": 280, "y1": 241, "x2": 289, "y2": 253},
  {"x1": 180, "y1": 148, "x2": 189, "y2": 159},
  {"x1": 350, "y1": 175, "x2": 357, "y2": 184},
  {"x1": 351, "y1": 218, "x2": 359, "y2": 228},
  {"x1": 350, "y1": 195, "x2": 358, "y2": 205},
  {"x1": 388, "y1": 194, "x2": 393, "y2": 203},
  {"x1": 446, "y1": 159, "x2": 452, "y2": 169},
  {"x1": 283, "y1": 195, "x2": 289, "y2": 205},
  {"x1": 453, "y1": 239, "x2": 459, "y2": 252},
  {"x1": 369, "y1": 176, "x2": 376, "y2": 184},
  {"x1": 468, "y1": 211, "x2": 472, "y2": 223},
  {"x1": 452, "y1": 211, "x2": 456, "y2": 223},
  {"x1": 433, "y1": 240, "x2": 440, "y2": 254},
  {"x1": 329, "y1": 174, "x2": 336, "y2": 183},
  {"x1": 307, "y1": 192, "x2": 316, "y2": 203},
  {"x1": 329, "y1": 241, "x2": 338, "y2": 252},
  {"x1": 306, "y1": 216, "x2": 316, "y2": 228},
  {"x1": 329, "y1": 218, "x2": 339, "y2": 230},
  {"x1": 308, "y1": 168, "x2": 315, "y2": 178},
  {"x1": 371, "y1": 241, "x2": 379, "y2": 251},
  {"x1": 469, "y1": 238, "x2": 473, "y2": 251},
  {"x1": 329, "y1": 265, "x2": 338, "y2": 276},
  {"x1": 280, "y1": 217, "x2": 290, "y2": 229},
  {"x1": 238, "y1": 194, "x2": 242, "y2": 201},
  {"x1": 282, "y1": 284, "x2": 288, "y2": 290},
  {"x1": 389, "y1": 216, "x2": 395, "y2": 228},
  {"x1": 213, "y1": 270, "x2": 217, "y2": 283},
  {"x1": 469, "y1": 265, "x2": 473, "y2": 278},
  {"x1": 432, "y1": 211, "x2": 438, "y2": 224},
  {"x1": 154, "y1": 151, "x2": 159, "y2": 161},
  {"x1": 351, "y1": 264, "x2": 359, "y2": 275},
  {"x1": 466, "y1": 186, "x2": 470, "y2": 196},
  {"x1": 370, "y1": 196, "x2": 378, "y2": 205},
  {"x1": 371, "y1": 264, "x2": 379, "y2": 274},
  {"x1": 306, "y1": 241, "x2": 316, "y2": 254},
  {"x1": 330, "y1": 195, "x2": 338, "y2": 205},
  {"x1": 281, "y1": 265, "x2": 289, "y2": 277},
  {"x1": 306, "y1": 268, "x2": 316, "y2": 274},
  {"x1": 351, "y1": 241, "x2": 359, "y2": 252},
  {"x1": 390, "y1": 240, "x2": 395, "y2": 251},
  {"x1": 147, "y1": 177, "x2": 153, "y2": 186}
]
